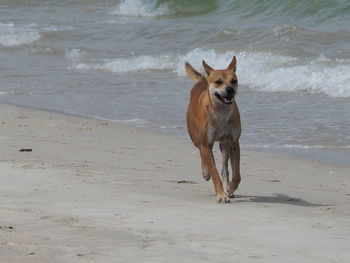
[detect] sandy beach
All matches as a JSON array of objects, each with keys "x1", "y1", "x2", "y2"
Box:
[
  {"x1": 0, "y1": 102, "x2": 349, "y2": 263},
  {"x1": 1, "y1": 1, "x2": 350, "y2": 262}
]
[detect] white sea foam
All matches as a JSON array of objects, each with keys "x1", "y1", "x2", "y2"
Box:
[
  {"x1": 122, "y1": 118, "x2": 149, "y2": 126},
  {"x1": 92, "y1": 116, "x2": 149, "y2": 126},
  {"x1": 233, "y1": 52, "x2": 350, "y2": 98},
  {"x1": 180, "y1": 49, "x2": 350, "y2": 98},
  {"x1": 73, "y1": 54, "x2": 174, "y2": 73},
  {"x1": 243, "y1": 144, "x2": 350, "y2": 150},
  {"x1": 70, "y1": 48, "x2": 350, "y2": 98},
  {"x1": 0, "y1": 22, "x2": 41, "y2": 47},
  {"x1": 282, "y1": 144, "x2": 350, "y2": 150},
  {"x1": 42, "y1": 25, "x2": 74, "y2": 32},
  {"x1": 111, "y1": 0, "x2": 172, "y2": 17},
  {"x1": 0, "y1": 22, "x2": 74, "y2": 47},
  {"x1": 272, "y1": 24, "x2": 297, "y2": 37},
  {"x1": 66, "y1": 48, "x2": 85, "y2": 62}
]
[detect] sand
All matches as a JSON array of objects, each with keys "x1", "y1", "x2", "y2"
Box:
[{"x1": 0, "y1": 103, "x2": 349, "y2": 263}]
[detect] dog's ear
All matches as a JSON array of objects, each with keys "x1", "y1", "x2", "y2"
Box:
[
  {"x1": 202, "y1": 60, "x2": 213, "y2": 76},
  {"x1": 185, "y1": 62, "x2": 203, "y2": 83},
  {"x1": 227, "y1": 56, "x2": 237, "y2": 72}
]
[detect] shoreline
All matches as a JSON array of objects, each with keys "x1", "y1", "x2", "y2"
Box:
[
  {"x1": 1, "y1": 101, "x2": 349, "y2": 168},
  {"x1": 1, "y1": 102, "x2": 349, "y2": 262}
]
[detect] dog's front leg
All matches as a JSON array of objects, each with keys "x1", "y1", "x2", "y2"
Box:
[
  {"x1": 219, "y1": 140, "x2": 230, "y2": 195},
  {"x1": 199, "y1": 144, "x2": 230, "y2": 203},
  {"x1": 228, "y1": 140, "x2": 241, "y2": 197}
]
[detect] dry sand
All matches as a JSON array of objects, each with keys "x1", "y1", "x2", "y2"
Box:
[{"x1": 0, "y1": 103, "x2": 349, "y2": 263}]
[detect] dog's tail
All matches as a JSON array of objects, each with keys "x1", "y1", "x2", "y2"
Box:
[{"x1": 185, "y1": 62, "x2": 204, "y2": 83}]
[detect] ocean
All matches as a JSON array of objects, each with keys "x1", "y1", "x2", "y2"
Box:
[{"x1": 0, "y1": 0, "x2": 349, "y2": 165}]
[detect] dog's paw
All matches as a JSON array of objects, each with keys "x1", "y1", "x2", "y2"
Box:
[
  {"x1": 226, "y1": 185, "x2": 235, "y2": 198},
  {"x1": 202, "y1": 168, "x2": 210, "y2": 181},
  {"x1": 216, "y1": 193, "x2": 230, "y2": 203}
]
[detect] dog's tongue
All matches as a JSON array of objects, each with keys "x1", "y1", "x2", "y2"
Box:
[{"x1": 224, "y1": 97, "x2": 232, "y2": 103}]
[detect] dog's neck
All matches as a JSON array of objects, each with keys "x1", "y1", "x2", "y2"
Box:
[
  {"x1": 209, "y1": 99, "x2": 234, "y2": 124},
  {"x1": 202, "y1": 82, "x2": 234, "y2": 125}
]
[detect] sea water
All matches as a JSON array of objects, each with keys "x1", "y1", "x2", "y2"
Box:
[{"x1": 0, "y1": 0, "x2": 349, "y2": 165}]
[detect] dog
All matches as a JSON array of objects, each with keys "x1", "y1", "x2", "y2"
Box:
[{"x1": 185, "y1": 56, "x2": 241, "y2": 203}]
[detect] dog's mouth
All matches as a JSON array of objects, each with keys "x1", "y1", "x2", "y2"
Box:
[{"x1": 214, "y1": 92, "x2": 234, "y2": 105}]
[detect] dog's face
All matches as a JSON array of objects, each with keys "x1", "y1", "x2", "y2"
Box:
[{"x1": 203, "y1": 56, "x2": 238, "y2": 105}]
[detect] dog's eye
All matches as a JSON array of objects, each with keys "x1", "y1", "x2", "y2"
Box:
[{"x1": 214, "y1": 80, "x2": 223, "y2": 85}]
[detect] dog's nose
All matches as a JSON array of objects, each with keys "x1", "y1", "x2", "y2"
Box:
[{"x1": 226, "y1": 86, "x2": 235, "y2": 95}]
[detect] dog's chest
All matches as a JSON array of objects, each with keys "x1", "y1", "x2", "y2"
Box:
[{"x1": 207, "y1": 108, "x2": 238, "y2": 142}]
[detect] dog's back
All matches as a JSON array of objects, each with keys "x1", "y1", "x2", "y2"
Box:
[{"x1": 185, "y1": 63, "x2": 208, "y2": 148}]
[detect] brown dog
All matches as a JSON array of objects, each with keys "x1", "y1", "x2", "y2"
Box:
[{"x1": 185, "y1": 56, "x2": 241, "y2": 203}]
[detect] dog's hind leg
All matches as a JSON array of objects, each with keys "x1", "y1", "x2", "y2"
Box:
[
  {"x1": 201, "y1": 157, "x2": 211, "y2": 181},
  {"x1": 227, "y1": 140, "x2": 241, "y2": 198},
  {"x1": 219, "y1": 140, "x2": 230, "y2": 195}
]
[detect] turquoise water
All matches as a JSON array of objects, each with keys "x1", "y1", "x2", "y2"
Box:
[{"x1": 0, "y1": 0, "x2": 349, "y2": 164}]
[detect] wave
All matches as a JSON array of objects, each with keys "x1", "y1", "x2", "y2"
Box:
[
  {"x1": 66, "y1": 48, "x2": 85, "y2": 62},
  {"x1": 110, "y1": 0, "x2": 350, "y2": 29},
  {"x1": 72, "y1": 54, "x2": 174, "y2": 73},
  {"x1": 70, "y1": 48, "x2": 350, "y2": 98},
  {"x1": 0, "y1": 22, "x2": 73, "y2": 48},
  {"x1": 111, "y1": 0, "x2": 219, "y2": 17},
  {"x1": 0, "y1": 23, "x2": 41, "y2": 47},
  {"x1": 111, "y1": 0, "x2": 171, "y2": 17},
  {"x1": 226, "y1": 0, "x2": 350, "y2": 25}
]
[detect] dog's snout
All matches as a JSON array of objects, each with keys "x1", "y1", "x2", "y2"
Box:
[{"x1": 226, "y1": 86, "x2": 235, "y2": 95}]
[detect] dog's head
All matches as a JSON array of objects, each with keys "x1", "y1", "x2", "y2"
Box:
[{"x1": 203, "y1": 56, "x2": 238, "y2": 105}]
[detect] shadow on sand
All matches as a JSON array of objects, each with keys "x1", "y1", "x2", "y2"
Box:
[{"x1": 234, "y1": 193, "x2": 327, "y2": 207}]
